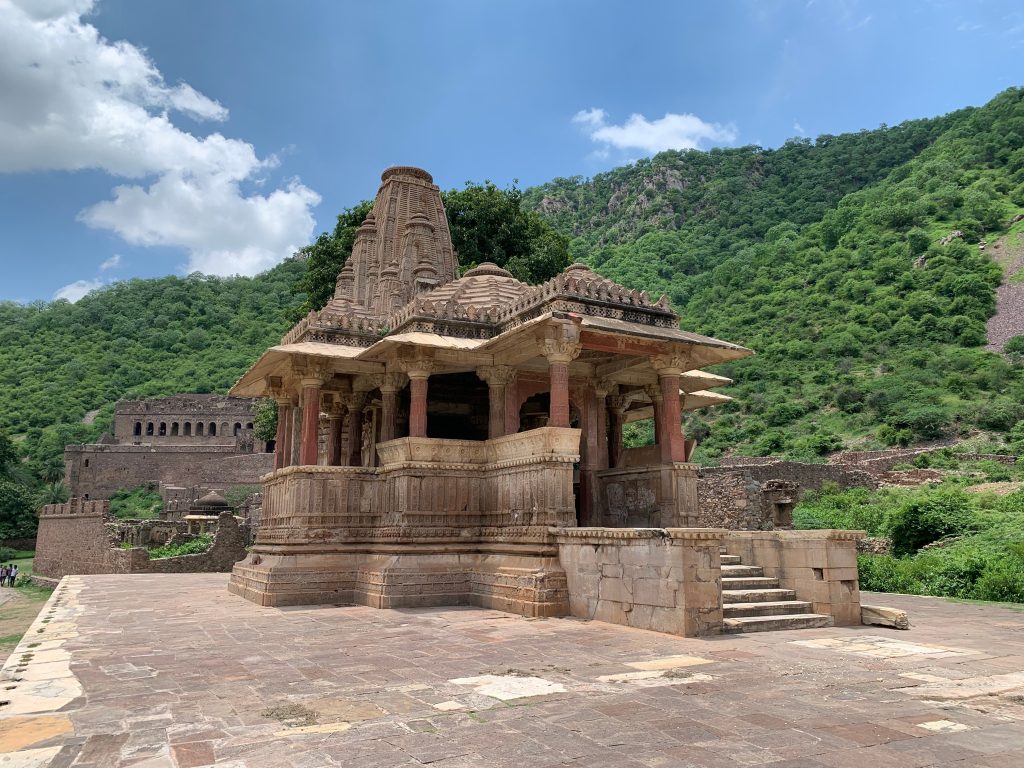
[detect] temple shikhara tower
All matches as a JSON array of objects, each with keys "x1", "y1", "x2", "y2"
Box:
[{"x1": 228, "y1": 167, "x2": 862, "y2": 635}]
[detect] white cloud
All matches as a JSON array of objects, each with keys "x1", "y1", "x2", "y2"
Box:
[
  {"x1": 0, "y1": 0, "x2": 320, "y2": 276},
  {"x1": 573, "y1": 108, "x2": 737, "y2": 155},
  {"x1": 53, "y1": 278, "x2": 103, "y2": 303},
  {"x1": 99, "y1": 254, "x2": 121, "y2": 270},
  {"x1": 793, "y1": 121, "x2": 806, "y2": 136}
]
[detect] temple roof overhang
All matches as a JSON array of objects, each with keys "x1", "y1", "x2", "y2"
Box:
[{"x1": 231, "y1": 307, "x2": 751, "y2": 399}]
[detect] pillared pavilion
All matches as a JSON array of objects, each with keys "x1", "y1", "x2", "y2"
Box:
[{"x1": 228, "y1": 166, "x2": 753, "y2": 615}]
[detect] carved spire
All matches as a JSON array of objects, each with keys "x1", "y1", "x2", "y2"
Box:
[{"x1": 333, "y1": 167, "x2": 457, "y2": 318}]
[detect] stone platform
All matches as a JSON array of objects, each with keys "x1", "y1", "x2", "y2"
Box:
[{"x1": 3, "y1": 575, "x2": 1024, "y2": 767}]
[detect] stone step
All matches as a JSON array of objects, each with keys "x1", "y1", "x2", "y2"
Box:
[
  {"x1": 723, "y1": 613, "x2": 834, "y2": 634},
  {"x1": 722, "y1": 576, "x2": 780, "y2": 590},
  {"x1": 719, "y1": 554, "x2": 742, "y2": 565},
  {"x1": 721, "y1": 564, "x2": 764, "y2": 578},
  {"x1": 723, "y1": 600, "x2": 814, "y2": 618},
  {"x1": 722, "y1": 588, "x2": 797, "y2": 604}
]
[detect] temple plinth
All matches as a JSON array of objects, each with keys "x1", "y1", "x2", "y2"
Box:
[{"x1": 227, "y1": 166, "x2": 753, "y2": 614}]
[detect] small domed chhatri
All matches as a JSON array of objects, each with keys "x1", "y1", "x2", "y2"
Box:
[{"x1": 225, "y1": 166, "x2": 860, "y2": 639}]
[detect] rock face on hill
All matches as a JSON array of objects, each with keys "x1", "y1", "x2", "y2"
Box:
[{"x1": 986, "y1": 232, "x2": 1024, "y2": 352}]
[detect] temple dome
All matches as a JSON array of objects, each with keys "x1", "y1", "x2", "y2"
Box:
[{"x1": 412, "y1": 262, "x2": 528, "y2": 310}]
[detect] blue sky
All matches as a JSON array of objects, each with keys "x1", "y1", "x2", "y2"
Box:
[{"x1": 0, "y1": 0, "x2": 1021, "y2": 302}]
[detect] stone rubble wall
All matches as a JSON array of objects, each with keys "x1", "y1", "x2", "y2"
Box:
[{"x1": 33, "y1": 501, "x2": 247, "y2": 581}]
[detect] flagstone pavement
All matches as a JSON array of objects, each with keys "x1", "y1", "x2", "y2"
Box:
[{"x1": 2, "y1": 574, "x2": 1023, "y2": 767}]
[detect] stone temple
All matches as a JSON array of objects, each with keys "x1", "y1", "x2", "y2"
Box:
[{"x1": 228, "y1": 166, "x2": 862, "y2": 635}]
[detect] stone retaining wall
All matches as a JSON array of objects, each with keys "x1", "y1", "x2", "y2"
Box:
[{"x1": 554, "y1": 527, "x2": 724, "y2": 637}]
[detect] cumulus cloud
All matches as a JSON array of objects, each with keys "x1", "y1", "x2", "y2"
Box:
[
  {"x1": 99, "y1": 254, "x2": 121, "y2": 270},
  {"x1": 793, "y1": 121, "x2": 806, "y2": 136},
  {"x1": 0, "y1": 0, "x2": 320, "y2": 276},
  {"x1": 53, "y1": 278, "x2": 103, "y2": 303},
  {"x1": 573, "y1": 108, "x2": 737, "y2": 155}
]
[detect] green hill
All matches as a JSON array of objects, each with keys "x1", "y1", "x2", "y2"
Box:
[
  {"x1": 527, "y1": 87, "x2": 1024, "y2": 462},
  {"x1": 2, "y1": 87, "x2": 1024, "y2": 487}
]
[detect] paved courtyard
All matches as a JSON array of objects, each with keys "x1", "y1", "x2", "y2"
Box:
[{"x1": 2, "y1": 575, "x2": 1023, "y2": 767}]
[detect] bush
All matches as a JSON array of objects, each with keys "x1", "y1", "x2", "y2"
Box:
[
  {"x1": 886, "y1": 489, "x2": 978, "y2": 556},
  {"x1": 0, "y1": 545, "x2": 18, "y2": 562},
  {"x1": 148, "y1": 534, "x2": 213, "y2": 560},
  {"x1": 109, "y1": 486, "x2": 164, "y2": 519}
]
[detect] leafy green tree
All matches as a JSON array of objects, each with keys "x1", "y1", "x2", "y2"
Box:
[
  {"x1": 252, "y1": 399, "x2": 278, "y2": 443},
  {"x1": 442, "y1": 181, "x2": 570, "y2": 283},
  {"x1": 0, "y1": 431, "x2": 16, "y2": 480},
  {"x1": 0, "y1": 480, "x2": 37, "y2": 539}
]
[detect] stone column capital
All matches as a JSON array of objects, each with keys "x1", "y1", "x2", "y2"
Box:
[
  {"x1": 373, "y1": 372, "x2": 408, "y2": 393},
  {"x1": 644, "y1": 383, "x2": 664, "y2": 403},
  {"x1": 650, "y1": 352, "x2": 691, "y2": 377},
  {"x1": 608, "y1": 395, "x2": 628, "y2": 415},
  {"x1": 537, "y1": 320, "x2": 582, "y2": 364},
  {"x1": 398, "y1": 352, "x2": 435, "y2": 379},
  {"x1": 476, "y1": 365, "x2": 517, "y2": 387}
]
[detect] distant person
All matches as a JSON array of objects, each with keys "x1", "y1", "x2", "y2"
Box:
[
  {"x1": 0, "y1": 565, "x2": 8, "y2": 586},
  {"x1": 8, "y1": 565, "x2": 17, "y2": 586}
]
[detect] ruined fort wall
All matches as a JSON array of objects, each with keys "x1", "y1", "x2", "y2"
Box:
[
  {"x1": 34, "y1": 500, "x2": 115, "y2": 579},
  {"x1": 34, "y1": 501, "x2": 247, "y2": 581},
  {"x1": 64, "y1": 444, "x2": 273, "y2": 500}
]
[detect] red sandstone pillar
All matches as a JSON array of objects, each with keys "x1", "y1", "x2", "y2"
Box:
[
  {"x1": 274, "y1": 397, "x2": 292, "y2": 470},
  {"x1": 651, "y1": 354, "x2": 689, "y2": 464},
  {"x1": 299, "y1": 379, "x2": 322, "y2": 465},
  {"x1": 539, "y1": 323, "x2": 581, "y2": 429},
  {"x1": 548, "y1": 361, "x2": 570, "y2": 428},
  {"x1": 659, "y1": 371, "x2": 686, "y2": 463},
  {"x1": 408, "y1": 373, "x2": 429, "y2": 438}
]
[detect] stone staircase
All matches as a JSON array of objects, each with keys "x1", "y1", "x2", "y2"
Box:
[{"x1": 720, "y1": 549, "x2": 833, "y2": 633}]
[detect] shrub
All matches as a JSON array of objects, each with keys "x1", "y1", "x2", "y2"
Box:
[
  {"x1": 148, "y1": 533, "x2": 213, "y2": 560},
  {"x1": 886, "y1": 489, "x2": 978, "y2": 556},
  {"x1": 0, "y1": 545, "x2": 18, "y2": 562}
]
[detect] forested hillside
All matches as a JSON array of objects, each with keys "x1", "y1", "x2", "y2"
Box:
[
  {"x1": 0, "y1": 262, "x2": 304, "y2": 487},
  {"x1": 528, "y1": 87, "x2": 1024, "y2": 462}
]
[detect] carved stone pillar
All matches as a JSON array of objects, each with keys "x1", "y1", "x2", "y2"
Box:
[
  {"x1": 299, "y1": 377, "x2": 324, "y2": 466},
  {"x1": 477, "y1": 366, "x2": 515, "y2": 439},
  {"x1": 608, "y1": 396, "x2": 626, "y2": 469},
  {"x1": 344, "y1": 392, "x2": 367, "y2": 467},
  {"x1": 652, "y1": 353, "x2": 690, "y2": 463},
  {"x1": 594, "y1": 382, "x2": 611, "y2": 470},
  {"x1": 326, "y1": 397, "x2": 344, "y2": 466},
  {"x1": 645, "y1": 384, "x2": 664, "y2": 449},
  {"x1": 274, "y1": 396, "x2": 292, "y2": 470},
  {"x1": 290, "y1": 395, "x2": 301, "y2": 466},
  {"x1": 408, "y1": 372, "x2": 430, "y2": 438},
  {"x1": 377, "y1": 372, "x2": 406, "y2": 443},
  {"x1": 539, "y1": 325, "x2": 581, "y2": 429}
]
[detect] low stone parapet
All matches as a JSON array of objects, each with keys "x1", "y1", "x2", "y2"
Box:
[
  {"x1": 553, "y1": 526, "x2": 724, "y2": 637},
  {"x1": 723, "y1": 529, "x2": 864, "y2": 626}
]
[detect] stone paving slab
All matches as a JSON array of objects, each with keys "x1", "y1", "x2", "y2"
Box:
[{"x1": 1, "y1": 575, "x2": 1023, "y2": 767}]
